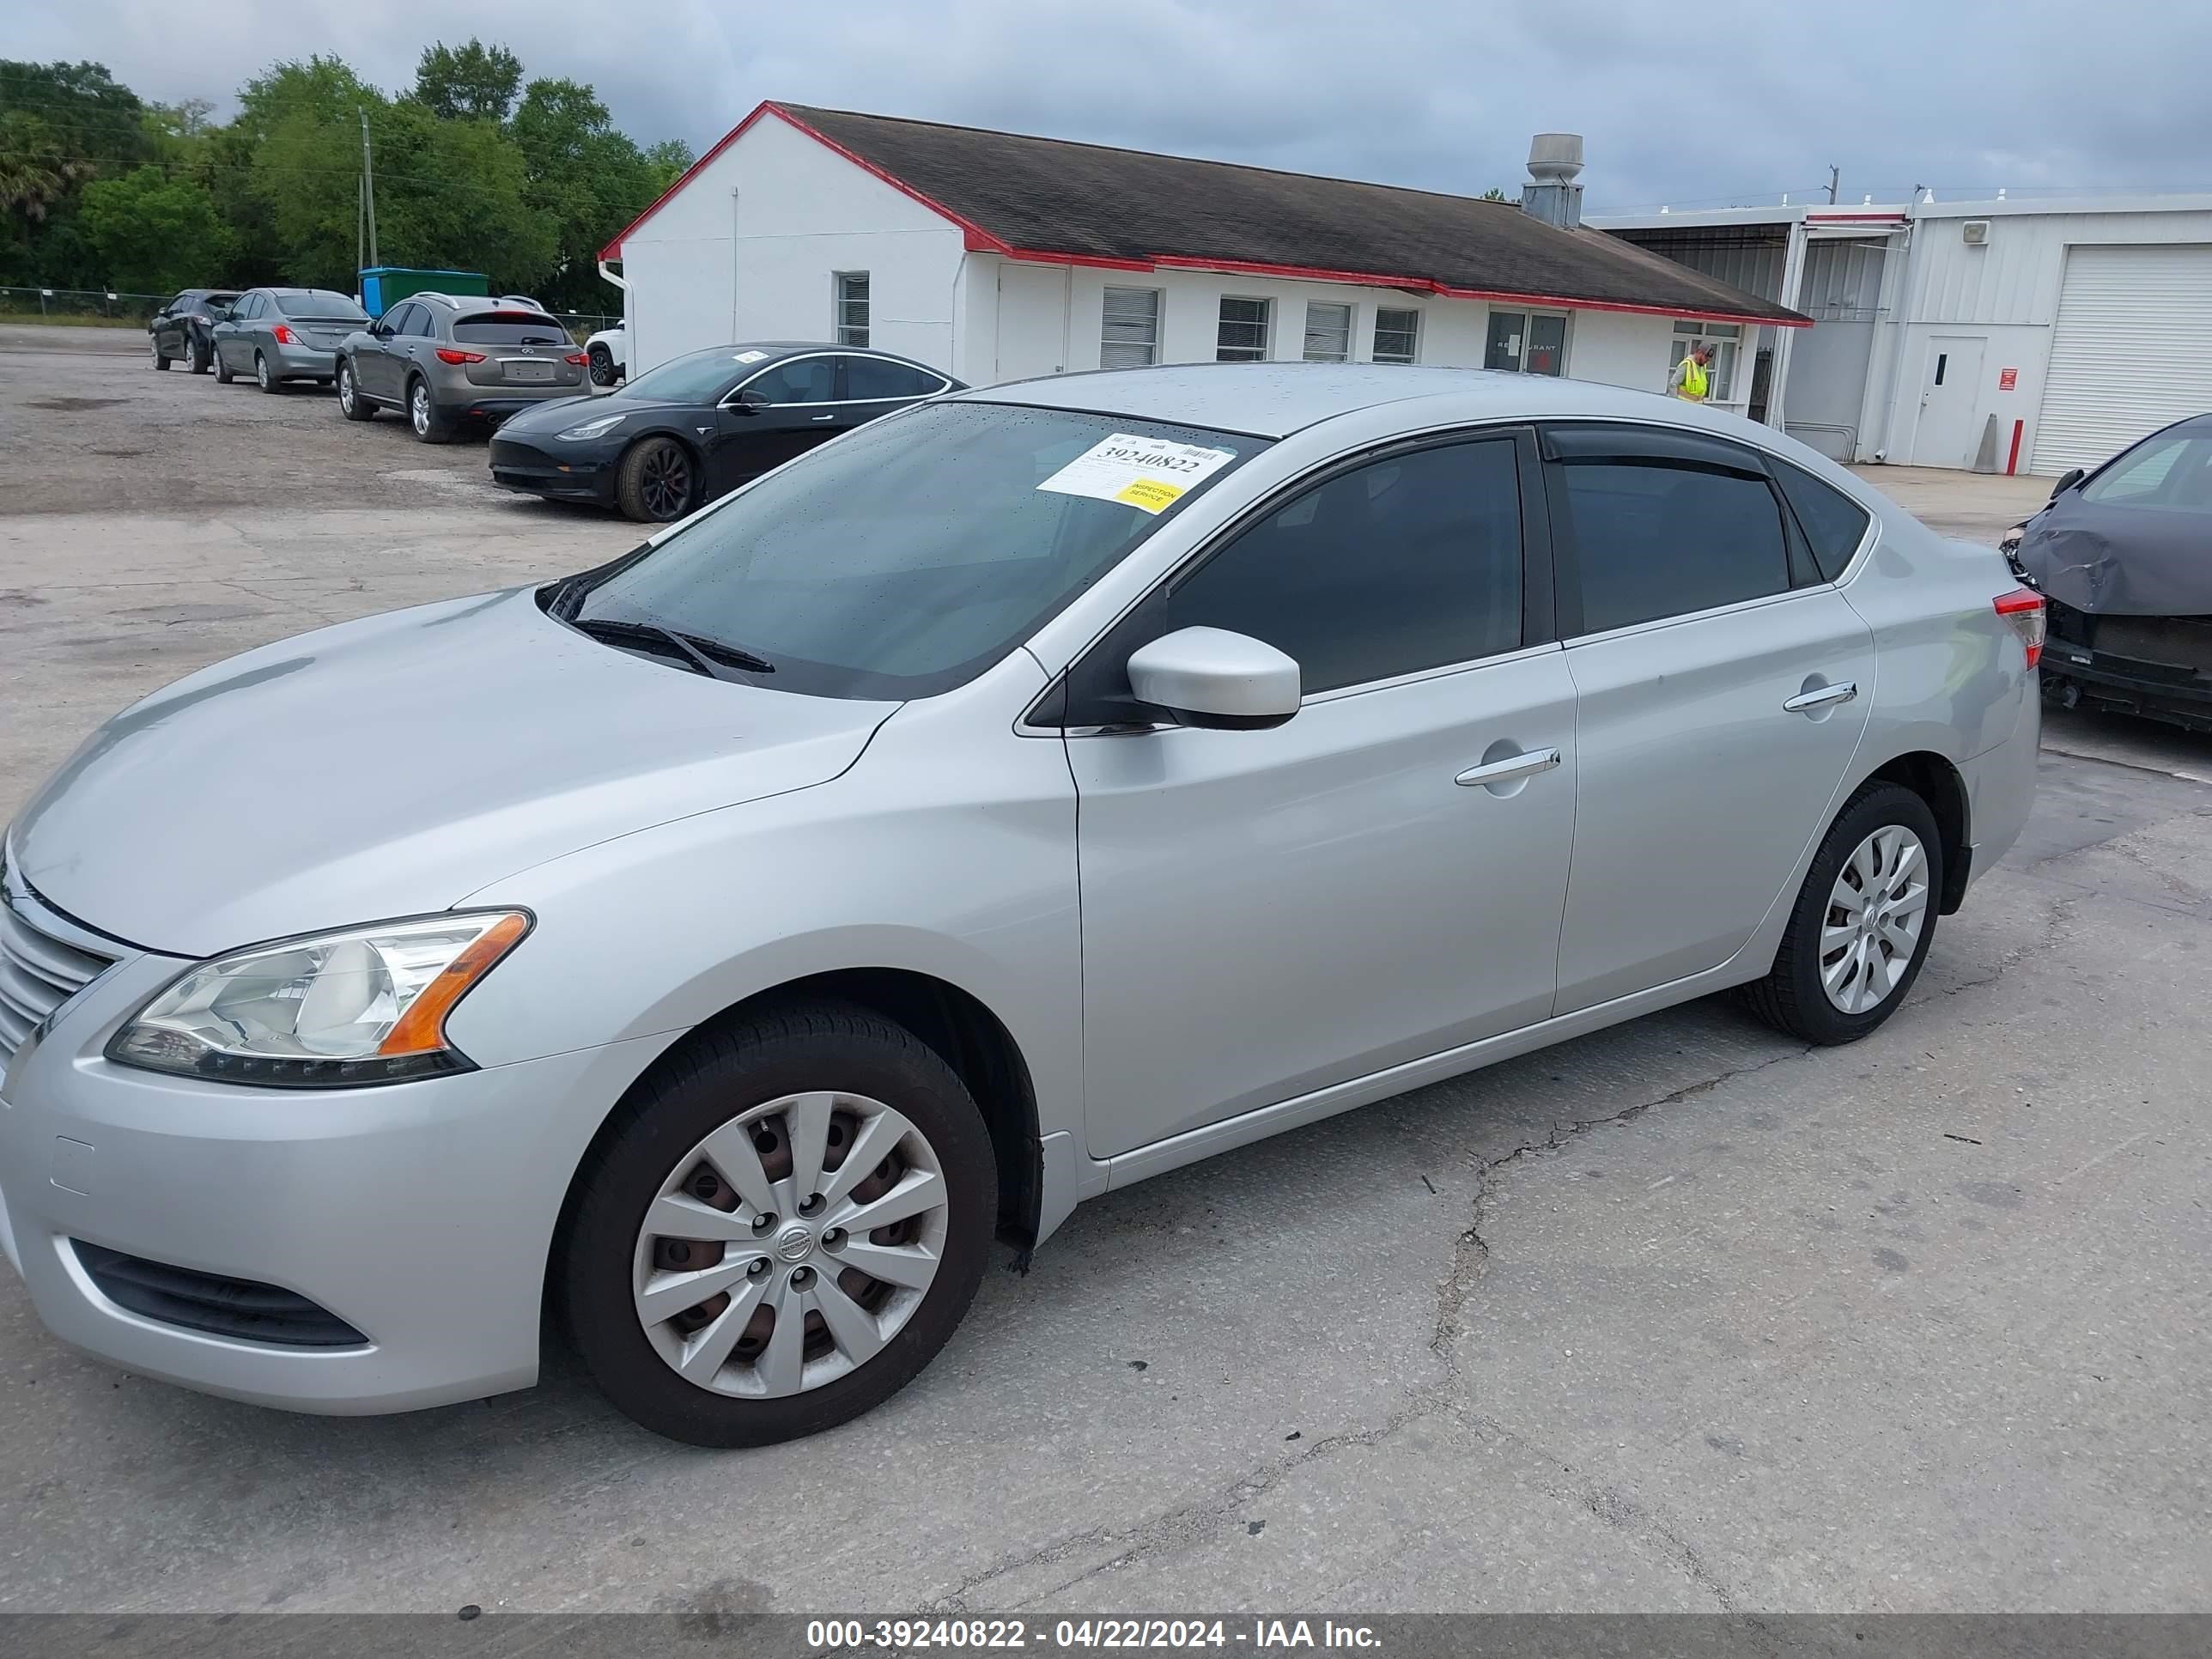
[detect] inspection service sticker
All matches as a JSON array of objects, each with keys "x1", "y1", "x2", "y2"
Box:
[
  {"x1": 732, "y1": 349, "x2": 769, "y2": 363},
  {"x1": 1036, "y1": 434, "x2": 1237, "y2": 514}
]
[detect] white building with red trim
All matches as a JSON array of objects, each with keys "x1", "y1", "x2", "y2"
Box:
[{"x1": 598, "y1": 104, "x2": 1805, "y2": 408}]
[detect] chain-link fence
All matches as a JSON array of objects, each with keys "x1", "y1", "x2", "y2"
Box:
[{"x1": 0, "y1": 286, "x2": 169, "y2": 324}]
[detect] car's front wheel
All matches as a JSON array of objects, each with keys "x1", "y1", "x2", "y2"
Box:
[
  {"x1": 337, "y1": 362, "x2": 375, "y2": 422},
  {"x1": 1741, "y1": 781, "x2": 1943, "y2": 1045},
  {"x1": 560, "y1": 1002, "x2": 995, "y2": 1446},
  {"x1": 616, "y1": 434, "x2": 696, "y2": 521}
]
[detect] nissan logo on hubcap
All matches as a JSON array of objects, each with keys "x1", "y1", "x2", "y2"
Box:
[{"x1": 774, "y1": 1223, "x2": 813, "y2": 1263}]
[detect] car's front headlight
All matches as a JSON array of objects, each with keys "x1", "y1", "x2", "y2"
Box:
[
  {"x1": 108, "y1": 912, "x2": 530, "y2": 1087},
  {"x1": 556, "y1": 414, "x2": 625, "y2": 441}
]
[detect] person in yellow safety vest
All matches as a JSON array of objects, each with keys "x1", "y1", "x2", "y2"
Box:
[{"x1": 1669, "y1": 341, "x2": 1715, "y2": 402}]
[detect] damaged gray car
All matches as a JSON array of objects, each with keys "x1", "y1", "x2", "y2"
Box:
[{"x1": 2007, "y1": 413, "x2": 2212, "y2": 732}]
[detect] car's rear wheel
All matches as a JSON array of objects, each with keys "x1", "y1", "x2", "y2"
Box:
[
  {"x1": 408, "y1": 377, "x2": 454, "y2": 443},
  {"x1": 588, "y1": 343, "x2": 617, "y2": 386},
  {"x1": 150, "y1": 336, "x2": 170, "y2": 371},
  {"x1": 1741, "y1": 781, "x2": 1942, "y2": 1045},
  {"x1": 560, "y1": 1002, "x2": 995, "y2": 1446},
  {"x1": 337, "y1": 362, "x2": 375, "y2": 422},
  {"x1": 617, "y1": 435, "x2": 696, "y2": 522},
  {"x1": 254, "y1": 351, "x2": 283, "y2": 394},
  {"x1": 185, "y1": 334, "x2": 210, "y2": 374}
]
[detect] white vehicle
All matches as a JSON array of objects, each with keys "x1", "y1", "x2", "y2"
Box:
[{"x1": 585, "y1": 324, "x2": 626, "y2": 387}]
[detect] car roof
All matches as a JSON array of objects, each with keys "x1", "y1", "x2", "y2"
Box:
[
  {"x1": 954, "y1": 362, "x2": 1759, "y2": 441},
  {"x1": 666, "y1": 342, "x2": 949, "y2": 372}
]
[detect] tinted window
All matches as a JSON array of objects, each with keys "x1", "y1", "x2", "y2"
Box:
[
  {"x1": 744, "y1": 356, "x2": 839, "y2": 404},
  {"x1": 398, "y1": 305, "x2": 435, "y2": 338},
  {"x1": 2083, "y1": 431, "x2": 2212, "y2": 509},
  {"x1": 277, "y1": 289, "x2": 367, "y2": 321},
  {"x1": 1137, "y1": 440, "x2": 1523, "y2": 694},
  {"x1": 453, "y1": 312, "x2": 569, "y2": 345},
  {"x1": 618, "y1": 347, "x2": 747, "y2": 404},
  {"x1": 232, "y1": 294, "x2": 261, "y2": 320},
  {"x1": 572, "y1": 404, "x2": 1267, "y2": 701},
  {"x1": 1771, "y1": 458, "x2": 1872, "y2": 580},
  {"x1": 843, "y1": 356, "x2": 943, "y2": 401},
  {"x1": 1558, "y1": 459, "x2": 1790, "y2": 634}
]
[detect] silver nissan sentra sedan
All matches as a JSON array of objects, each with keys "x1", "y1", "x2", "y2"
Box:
[{"x1": 0, "y1": 365, "x2": 2042, "y2": 1446}]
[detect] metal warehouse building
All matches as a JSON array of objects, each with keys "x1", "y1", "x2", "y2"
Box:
[
  {"x1": 596, "y1": 106, "x2": 1802, "y2": 400},
  {"x1": 1590, "y1": 195, "x2": 2212, "y2": 476}
]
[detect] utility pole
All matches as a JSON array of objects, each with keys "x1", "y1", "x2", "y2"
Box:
[
  {"x1": 358, "y1": 109, "x2": 380, "y2": 270},
  {"x1": 1827, "y1": 165, "x2": 1839, "y2": 204}
]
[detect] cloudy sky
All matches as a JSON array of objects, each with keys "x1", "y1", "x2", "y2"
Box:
[{"x1": 7, "y1": 0, "x2": 2209, "y2": 213}]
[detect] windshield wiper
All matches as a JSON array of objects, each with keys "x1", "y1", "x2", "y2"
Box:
[{"x1": 568, "y1": 616, "x2": 774, "y2": 678}]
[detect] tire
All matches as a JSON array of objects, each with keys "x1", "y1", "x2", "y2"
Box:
[
  {"x1": 215, "y1": 350, "x2": 234, "y2": 385},
  {"x1": 185, "y1": 334, "x2": 210, "y2": 374},
  {"x1": 150, "y1": 336, "x2": 171, "y2": 371},
  {"x1": 616, "y1": 434, "x2": 696, "y2": 522},
  {"x1": 559, "y1": 1001, "x2": 996, "y2": 1447},
  {"x1": 254, "y1": 351, "x2": 283, "y2": 393},
  {"x1": 588, "y1": 343, "x2": 618, "y2": 387},
  {"x1": 337, "y1": 362, "x2": 375, "y2": 421},
  {"x1": 1741, "y1": 781, "x2": 1943, "y2": 1045},
  {"x1": 407, "y1": 376, "x2": 455, "y2": 443}
]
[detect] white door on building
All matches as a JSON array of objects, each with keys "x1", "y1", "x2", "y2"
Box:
[
  {"x1": 994, "y1": 264, "x2": 1069, "y2": 384},
  {"x1": 1910, "y1": 335, "x2": 1986, "y2": 468},
  {"x1": 2033, "y1": 243, "x2": 2212, "y2": 477}
]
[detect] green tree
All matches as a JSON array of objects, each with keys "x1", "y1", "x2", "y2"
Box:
[
  {"x1": 411, "y1": 39, "x2": 524, "y2": 123},
  {"x1": 80, "y1": 164, "x2": 233, "y2": 292},
  {"x1": 509, "y1": 76, "x2": 691, "y2": 311}
]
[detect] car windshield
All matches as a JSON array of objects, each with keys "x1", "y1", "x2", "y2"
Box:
[
  {"x1": 278, "y1": 290, "x2": 367, "y2": 322},
  {"x1": 568, "y1": 400, "x2": 1271, "y2": 699},
  {"x1": 618, "y1": 348, "x2": 766, "y2": 404}
]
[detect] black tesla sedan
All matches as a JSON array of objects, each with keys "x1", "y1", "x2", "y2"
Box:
[
  {"x1": 2006, "y1": 412, "x2": 2212, "y2": 732},
  {"x1": 489, "y1": 342, "x2": 963, "y2": 521}
]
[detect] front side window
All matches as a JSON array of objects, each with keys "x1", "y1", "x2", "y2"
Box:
[
  {"x1": 1129, "y1": 438, "x2": 1525, "y2": 693},
  {"x1": 1670, "y1": 320, "x2": 1743, "y2": 401},
  {"x1": 742, "y1": 356, "x2": 839, "y2": 404},
  {"x1": 1557, "y1": 458, "x2": 1790, "y2": 634},
  {"x1": 1373, "y1": 307, "x2": 1420, "y2": 364},
  {"x1": 1217, "y1": 296, "x2": 1271, "y2": 362},
  {"x1": 1486, "y1": 311, "x2": 1566, "y2": 375},
  {"x1": 568, "y1": 402, "x2": 1269, "y2": 700},
  {"x1": 835, "y1": 271, "x2": 869, "y2": 347},
  {"x1": 1302, "y1": 301, "x2": 1352, "y2": 362},
  {"x1": 2082, "y1": 430, "x2": 2212, "y2": 508},
  {"x1": 398, "y1": 305, "x2": 435, "y2": 338},
  {"x1": 1101, "y1": 287, "x2": 1161, "y2": 368}
]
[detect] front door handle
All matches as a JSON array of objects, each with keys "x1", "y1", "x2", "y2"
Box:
[
  {"x1": 1783, "y1": 680, "x2": 1858, "y2": 714},
  {"x1": 811, "y1": 413, "x2": 836, "y2": 422},
  {"x1": 1455, "y1": 747, "x2": 1561, "y2": 787}
]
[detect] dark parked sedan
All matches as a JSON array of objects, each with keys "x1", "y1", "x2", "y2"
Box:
[
  {"x1": 148, "y1": 289, "x2": 240, "y2": 374},
  {"x1": 2008, "y1": 413, "x2": 2212, "y2": 732},
  {"x1": 489, "y1": 343, "x2": 961, "y2": 521}
]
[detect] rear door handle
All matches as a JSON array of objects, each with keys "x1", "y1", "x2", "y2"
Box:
[
  {"x1": 1455, "y1": 747, "x2": 1561, "y2": 787},
  {"x1": 1784, "y1": 680, "x2": 1857, "y2": 714}
]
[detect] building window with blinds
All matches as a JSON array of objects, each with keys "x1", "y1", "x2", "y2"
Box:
[
  {"x1": 1372, "y1": 307, "x2": 1420, "y2": 364},
  {"x1": 1101, "y1": 288, "x2": 1162, "y2": 368},
  {"x1": 1303, "y1": 301, "x2": 1352, "y2": 362},
  {"x1": 835, "y1": 272, "x2": 870, "y2": 347},
  {"x1": 1217, "y1": 296, "x2": 1272, "y2": 362}
]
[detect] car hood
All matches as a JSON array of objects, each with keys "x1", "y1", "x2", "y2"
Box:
[
  {"x1": 2012, "y1": 492, "x2": 2212, "y2": 617},
  {"x1": 498, "y1": 396, "x2": 703, "y2": 436},
  {"x1": 9, "y1": 590, "x2": 896, "y2": 957}
]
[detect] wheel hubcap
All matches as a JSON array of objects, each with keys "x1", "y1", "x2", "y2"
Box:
[
  {"x1": 641, "y1": 447, "x2": 690, "y2": 518},
  {"x1": 632, "y1": 1091, "x2": 948, "y2": 1397},
  {"x1": 411, "y1": 387, "x2": 428, "y2": 431},
  {"x1": 1820, "y1": 824, "x2": 1930, "y2": 1014},
  {"x1": 339, "y1": 370, "x2": 352, "y2": 410}
]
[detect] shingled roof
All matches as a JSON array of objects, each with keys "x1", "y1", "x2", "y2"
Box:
[{"x1": 605, "y1": 103, "x2": 1808, "y2": 330}]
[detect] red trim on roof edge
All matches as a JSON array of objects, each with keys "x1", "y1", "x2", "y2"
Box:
[
  {"x1": 599, "y1": 101, "x2": 1010, "y2": 261},
  {"x1": 601, "y1": 104, "x2": 1804, "y2": 327},
  {"x1": 1803, "y1": 212, "x2": 1907, "y2": 222}
]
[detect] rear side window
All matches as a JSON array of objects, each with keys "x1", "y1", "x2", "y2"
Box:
[
  {"x1": 743, "y1": 357, "x2": 839, "y2": 404},
  {"x1": 1557, "y1": 459, "x2": 1790, "y2": 635},
  {"x1": 1134, "y1": 438, "x2": 1524, "y2": 694},
  {"x1": 842, "y1": 356, "x2": 945, "y2": 401},
  {"x1": 1771, "y1": 458, "x2": 1872, "y2": 580},
  {"x1": 453, "y1": 312, "x2": 569, "y2": 345}
]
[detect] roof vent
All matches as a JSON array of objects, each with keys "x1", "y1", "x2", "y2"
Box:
[{"x1": 1521, "y1": 133, "x2": 1586, "y2": 229}]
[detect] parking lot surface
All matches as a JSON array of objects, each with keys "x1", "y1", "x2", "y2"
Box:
[{"x1": 1, "y1": 329, "x2": 2206, "y2": 1613}]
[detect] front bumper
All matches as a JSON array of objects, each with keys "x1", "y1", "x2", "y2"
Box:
[
  {"x1": 489, "y1": 434, "x2": 618, "y2": 505},
  {"x1": 1, "y1": 939, "x2": 670, "y2": 1414},
  {"x1": 2042, "y1": 605, "x2": 2212, "y2": 732}
]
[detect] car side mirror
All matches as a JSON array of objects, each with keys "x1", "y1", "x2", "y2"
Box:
[
  {"x1": 1126, "y1": 627, "x2": 1301, "y2": 731},
  {"x1": 2052, "y1": 466, "x2": 2084, "y2": 498},
  {"x1": 730, "y1": 389, "x2": 769, "y2": 413}
]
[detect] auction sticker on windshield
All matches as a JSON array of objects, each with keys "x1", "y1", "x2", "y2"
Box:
[{"x1": 1036, "y1": 434, "x2": 1237, "y2": 514}]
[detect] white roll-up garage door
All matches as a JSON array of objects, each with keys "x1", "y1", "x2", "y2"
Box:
[{"x1": 2033, "y1": 243, "x2": 2212, "y2": 476}]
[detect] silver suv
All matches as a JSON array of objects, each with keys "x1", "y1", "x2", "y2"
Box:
[{"x1": 337, "y1": 293, "x2": 586, "y2": 442}]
